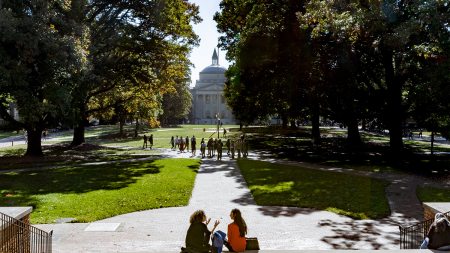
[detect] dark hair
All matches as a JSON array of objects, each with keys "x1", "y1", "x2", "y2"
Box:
[
  {"x1": 190, "y1": 210, "x2": 205, "y2": 224},
  {"x1": 231, "y1": 208, "x2": 247, "y2": 237}
]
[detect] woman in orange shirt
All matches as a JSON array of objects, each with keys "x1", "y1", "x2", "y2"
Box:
[{"x1": 224, "y1": 209, "x2": 247, "y2": 252}]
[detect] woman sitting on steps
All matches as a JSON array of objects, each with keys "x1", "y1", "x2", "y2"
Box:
[
  {"x1": 182, "y1": 210, "x2": 220, "y2": 253},
  {"x1": 420, "y1": 213, "x2": 450, "y2": 250}
]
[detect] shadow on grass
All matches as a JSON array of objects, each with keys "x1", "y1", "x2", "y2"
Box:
[
  {"x1": 0, "y1": 193, "x2": 37, "y2": 209},
  {"x1": 240, "y1": 160, "x2": 389, "y2": 219},
  {"x1": 87, "y1": 134, "x2": 139, "y2": 144},
  {"x1": 0, "y1": 160, "x2": 161, "y2": 206},
  {"x1": 247, "y1": 128, "x2": 450, "y2": 178},
  {"x1": 198, "y1": 159, "x2": 348, "y2": 218},
  {"x1": 187, "y1": 164, "x2": 200, "y2": 173},
  {"x1": 0, "y1": 148, "x2": 26, "y2": 157},
  {"x1": 0, "y1": 144, "x2": 150, "y2": 170}
]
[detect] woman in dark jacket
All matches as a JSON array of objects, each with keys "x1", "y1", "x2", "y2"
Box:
[
  {"x1": 183, "y1": 210, "x2": 220, "y2": 253},
  {"x1": 420, "y1": 213, "x2": 450, "y2": 249}
]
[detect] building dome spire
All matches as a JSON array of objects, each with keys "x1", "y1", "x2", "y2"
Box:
[{"x1": 212, "y1": 49, "x2": 219, "y2": 65}]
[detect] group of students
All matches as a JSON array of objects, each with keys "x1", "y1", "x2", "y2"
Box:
[
  {"x1": 182, "y1": 209, "x2": 248, "y2": 253},
  {"x1": 169, "y1": 134, "x2": 248, "y2": 160},
  {"x1": 170, "y1": 135, "x2": 198, "y2": 156},
  {"x1": 199, "y1": 138, "x2": 225, "y2": 160}
]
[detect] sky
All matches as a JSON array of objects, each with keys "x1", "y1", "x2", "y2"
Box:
[{"x1": 188, "y1": 0, "x2": 230, "y2": 87}]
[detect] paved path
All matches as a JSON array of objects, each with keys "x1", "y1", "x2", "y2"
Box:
[{"x1": 33, "y1": 150, "x2": 415, "y2": 253}]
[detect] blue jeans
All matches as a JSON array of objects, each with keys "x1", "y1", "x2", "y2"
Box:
[{"x1": 420, "y1": 237, "x2": 429, "y2": 249}]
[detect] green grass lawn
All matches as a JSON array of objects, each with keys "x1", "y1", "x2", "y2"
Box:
[
  {"x1": 417, "y1": 186, "x2": 450, "y2": 202},
  {"x1": 238, "y1": 160, "x2": 391, "y2": 219},
  {"x1": 0, "y1": 130, "x2": 22, "y2": 139},
  {"x1": 0, "y1": 158, "x2": 200, "y2": 224},
  {"x1": 0, "y1": 124, "x2": 240, "y2": 169},
  {"x1": 0, "y1": 124, "x2": 240, "y2": 151},
  {"x1": 87, "y1": 124, "x2": 239, "y2": 150},
  {"x1": 0, "y1": 144, "x2": 157, "y2": 170},
  {"x1": 244, "y1": 126, "x2": 450, "y2": 177}
]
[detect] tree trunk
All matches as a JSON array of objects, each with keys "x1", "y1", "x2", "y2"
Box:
[
  {"x1": 25, "y1": 128, "x2": 43, "y2": 156},
  {"x1": 311, "y1": 105, "x2": 321, "y2": 145},
  {"x1": 119, "y1": 119, "x2": 125, "y2": 136},
  {"x1": 383, "y1": 49, "x2": 403, "y2": 154},
  {"x1": 281, "y1": 115, "x2": 288, "y2": 129},
  {"x1": 431, "y1": 131, "x2": 435, "y2": 156},
  {"x1": 347, "y1": 116, "x2": 361, "y2": 147},
  {"x1": 134, "y1": 117, "x2": 139, "y2": 138},
  {"x1": 72, "y1": 105, "x2": 87, "y2": 146},
  {"x1": 72, "y1": 123, "x2": 85, "y2": 146}
]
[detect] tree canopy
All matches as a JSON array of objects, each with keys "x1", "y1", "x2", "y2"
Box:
[
  {"x1": 0, "y1": 0, "x2": 201, "y2": 155},
  {"x1": 0, "y1": 0, "x2": 86, "y2": 155},
  {"x1": 215, "y1": 0, "x2": 450, "y2": 153}
]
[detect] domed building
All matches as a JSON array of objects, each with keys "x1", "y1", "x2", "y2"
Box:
[{"x1": 190, "y1": 49, "x2": 236, "y2": 124}]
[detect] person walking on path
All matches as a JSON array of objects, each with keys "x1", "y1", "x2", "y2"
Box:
[
  {"x1": 180, "y1": 137, "x2": 185, "y2": 153},
  {"x1": 185, "y1": 136, "x2": 190, "y2": 152},
  {"x1": 191, "y1": 135, "x2": 197, "y2": 157},
  {"x1": 212, "y1": 139, "x2": 217, "y2": 157},
  {"x1": 223, "y1": 128, "x2": 227, "y2": 138},
  {"x1": 182, "y1": 210, "x2": 220, "y2": 253},
  {"x1": 207, "y1": 138, "x2": 213, "y2": 158},
  {"x1": 200, "y1": 138, "x2": 206, "y2": 158},
  {"x1": 149, "y1": 134, "x2": 153, "y2": 149},
  {"x1": 230, "y1": 140, "x2": 235, "y2": 159},
  {"x1": 170, "y1": 136, "x2": 175, "y2": 150},
  {"x1": 217, "y1": 139, "x2": 223, "y2": 161},
  {"x1": 142, "y1": 134, "x2": 148, "y2": 149}
]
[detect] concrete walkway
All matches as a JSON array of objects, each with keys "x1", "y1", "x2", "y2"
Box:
[{"x1": 34, "y1": 150, "x2": 410, "y2": 253}]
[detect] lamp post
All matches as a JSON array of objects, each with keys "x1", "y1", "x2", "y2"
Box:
[
  {"x1": 215, "y1": 79, "x2": 221, "y2": 139},
  {"x1": 216, "y1": 113, "x2": 220, "y2": 139}
]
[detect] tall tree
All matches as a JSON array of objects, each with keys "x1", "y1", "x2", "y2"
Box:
[
  {"x1": 216, "y1": 0, "x2": 309, "y2": 128},
  {"x1": 0, "y1": 0, "x2": 85, "y2": 156},
  {"x1": 70, "y1": 0, "x2": 201, "y2": 145},
  {"x1": 407, "y1": 0, "x2": 450, "y2": 154},
  {"x1": 298, "y1": 0, "x2": 367, "y2": 146},
  {"x1": 216, "y1": 0, "x2": 450, "y2": 156},
  {"x1": 160, "y1": 80, "x2": 192, "y2": 126}
]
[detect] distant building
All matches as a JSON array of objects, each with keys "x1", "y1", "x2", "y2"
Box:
[
  {"x1": 190, "y1": 49, "x2": 236, "y2": 124},
  {"x1": 0, "y1": 103, "x2": 19, "y2": 126}
]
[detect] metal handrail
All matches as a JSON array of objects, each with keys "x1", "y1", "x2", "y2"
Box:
[
  {"x1": 0, "y1": 212, "x2": 52, "y2": 253},
  {"x1": 399, "y1": 211, "x2": 450, "y2": 249}
]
